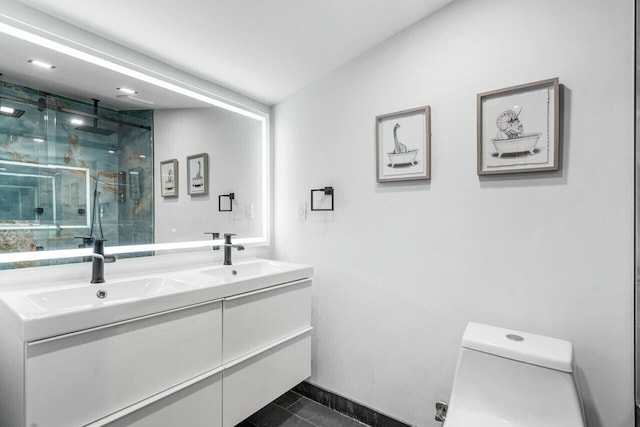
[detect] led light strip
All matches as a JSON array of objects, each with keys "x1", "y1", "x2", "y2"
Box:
[
  {"x1": 0, "y1": 21, "x2": 266, "y2": 121},
  {"x1": 0, "y1": 237, "x2": 265, "y2": 263},
  {"x1": 0, "y1": 19, "x2": 271, "y2": 264}
]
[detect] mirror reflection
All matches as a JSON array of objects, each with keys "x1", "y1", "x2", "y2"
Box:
[
  {"x1": 0, "y1": 160, "x2": 90, "y2": 229},
  {"x1": 154, "y1": 107, "x2": 263, "y2": 243},
  {"x1": 0, "y1": 80, "x2": 154, "y2": 268},
  {"x1": 0, "y1": 32, "x2": 268, "y2": 268}
]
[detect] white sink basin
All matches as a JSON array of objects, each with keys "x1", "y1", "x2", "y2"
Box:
[
  {"x1": 199, "y1": 260, "x2": 290, "y2": 280},
  {"x1": 188, "y1": 259, "x2": 313, "y2": 296},
  {"x1": 26, "y1": 277, "x2": 192, "y2": 314},
  {"x1": 0, "y1": 276, "x2": 198, "y2": 341},
  {"x1": 0, "y1": 258, "x2": 313, "y2": 341}
]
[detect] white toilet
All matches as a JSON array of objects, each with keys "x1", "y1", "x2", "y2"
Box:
[{"x1": 443, "y1": 322, "x2": 586, "y2": 427}]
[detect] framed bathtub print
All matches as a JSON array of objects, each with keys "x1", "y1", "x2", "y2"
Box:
[
  {"x1": 160, "y1": 159, "x2": 178, "y2": 198},
  {"x1": 376, "y1": 106, "x2": 431, "y2": 182},
  {"x1": 477, "y1": 77, "x2": 560, "y2": 175},
  {"x1": 187, "y1": 153, "x2": 209, "y2": 195}
]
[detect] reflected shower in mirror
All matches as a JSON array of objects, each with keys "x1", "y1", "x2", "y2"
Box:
[
  {"x1": 0, "y1": 80, "x2": 153, "y2": 268},
  {"x1": 0, "y1": 19, "x2": 270, "y2": 269}
]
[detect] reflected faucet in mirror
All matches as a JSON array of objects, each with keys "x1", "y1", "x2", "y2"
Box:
[
  {"x1": 0, "y1": 18, "x2": 270, "y2": 269},
  {"x1": 204, "y1": 232, "x2": 221, "y2": 251}
]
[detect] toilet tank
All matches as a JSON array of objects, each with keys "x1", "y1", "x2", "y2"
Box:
[{"x1": 444, "y1": 323, "x2": 585, "y2": 427}]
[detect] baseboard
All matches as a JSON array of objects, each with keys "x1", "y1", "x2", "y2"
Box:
[{"x1": 293, "y1": 381, "x2": 412, "y2": 427}]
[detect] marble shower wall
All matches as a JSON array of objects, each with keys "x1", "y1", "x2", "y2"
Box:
[{"x1": 0, "y1": 81, "x2": 153, "y2": 268}]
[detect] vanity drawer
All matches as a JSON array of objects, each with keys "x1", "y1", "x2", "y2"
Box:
[
  {"x1": 223, "y1": 279, "x2": 311, "y2": 363},
  {"x1": 222, "y1": 330, "x2": 312, "y2": 427},
  {"x1": 99, "y1": 371, "x2": 222, "y2": 427},
  {"x1": 25, "y1": 300, "x2": 222, "y2": 427}
]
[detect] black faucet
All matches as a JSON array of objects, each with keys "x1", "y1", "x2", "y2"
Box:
[
  {"x1": 91, "y1": 239, "x2": 116, "y2": 283},
  {"x1": 223, "y1": 233, "x2": 245, "y2": 265}
]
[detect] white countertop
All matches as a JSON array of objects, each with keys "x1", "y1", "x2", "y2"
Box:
[{"x1": 0, "y1": 256, "x2": 313, "y2": 341}]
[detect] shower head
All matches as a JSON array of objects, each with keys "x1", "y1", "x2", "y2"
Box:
[
  {"x1": 75, "y1": 99, "x2": 116, "y2": 136},
  {"x1": 75, "y1": 124, "x2": 115, "y2": 136}
]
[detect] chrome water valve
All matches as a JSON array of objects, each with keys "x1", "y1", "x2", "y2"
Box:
[{"x1": 435, "y1": 401, "x2": 448, "y2": 422}]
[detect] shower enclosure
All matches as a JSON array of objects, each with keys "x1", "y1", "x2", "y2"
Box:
[{"x1": 0, "y1": 80, "x2": 154, "y2": 268}]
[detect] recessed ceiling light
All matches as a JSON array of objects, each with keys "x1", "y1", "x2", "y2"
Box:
[
  {"x1": 28, "y1": 59, "x2": 55, "y2": 69},
  {"x1": 116, "y1": 94, "x2": 153, "y2": 105},
  {"x1": 71, "y1": 118, "x2": 83, "y2": 125},
  {"x1": 4, "y1": 24, "x2": 261, "y2": 120},
  {"x1": 117, "y1": 87, "x2": 137, "y2": 95},
  {"x1": 33, "y1": 138, "x2": 44, "y2": 143},
  {"x1": 0, "y1": 106, "x2": 25, "y2": 118}
]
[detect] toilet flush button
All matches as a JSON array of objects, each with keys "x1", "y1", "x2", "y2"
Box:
[{"x1": 506, "y1": 334, "x2": 524, "y2": 342}]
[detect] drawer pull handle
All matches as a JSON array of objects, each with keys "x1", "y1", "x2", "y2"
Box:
[{"x1": 225, "y1": 278, "x2": 310, "y2": 301}]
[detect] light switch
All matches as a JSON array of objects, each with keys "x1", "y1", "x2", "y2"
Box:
[
  {"x1": 297, "y1": 202, "x2": 306, "y2": 220},
  {"x1": 246, "y1": 203, "x2": 254, "y2": 219}
]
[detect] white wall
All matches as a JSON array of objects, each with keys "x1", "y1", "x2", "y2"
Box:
[
  {"x1": 273, "y1": 0, "x2": 634, "y2": 426},
  {"x1": 154, "y1": 108, "x2": 263, "y2": 242}
]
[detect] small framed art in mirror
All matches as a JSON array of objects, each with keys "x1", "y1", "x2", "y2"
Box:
[
  {"x1": 187, "y1": 153, "x2": 209, "y2": 196},
  {"x1": 160, "y1": 159, "x2": 178, "y2": 198}
]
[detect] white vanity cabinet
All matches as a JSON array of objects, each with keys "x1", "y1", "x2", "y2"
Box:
[
  {"x1": 224, "y1": 332, "x2": 311, "y2": 427},
  {"x1": 26, "y1": 300, "x2": 223, "y2": 427},
  {"x1": 99, "y1": 370, "x2": 223, "y2": 427},
  {"x1": 222, "y1": 279, "x2": 312, "y2": 427},
  {"x1": 0, "y1": 260, "x2": 313, "y2": 427},
  {"x1": 223, "y1": 279, "x2": 312, "y2": 362}
]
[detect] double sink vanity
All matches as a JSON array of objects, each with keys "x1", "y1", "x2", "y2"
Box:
[
  {"x1": 0, "y1": 257, "x2": 313, "y2": 427},
  {"x1": 0, "y1": 4, "x2": 301, "y2": 426}
]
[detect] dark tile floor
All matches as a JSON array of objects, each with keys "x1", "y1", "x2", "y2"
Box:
[{"x1": 237, "y1": 390, "x2": 369, "y2": 427}]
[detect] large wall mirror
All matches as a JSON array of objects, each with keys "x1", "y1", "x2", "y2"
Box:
[{"x1": 0, "y1": 13, "x2": 270, "y2": 268}]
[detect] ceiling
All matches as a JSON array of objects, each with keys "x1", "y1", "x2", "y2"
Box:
[
  {"x1": 0, "y1": 33, "x2": 210, "y2": 110},
  {"x1": 15, "y1": 0, "x2": 454, "y2": 106}
]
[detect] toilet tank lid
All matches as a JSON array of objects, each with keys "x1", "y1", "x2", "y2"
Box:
[{"x1": 462, "y1": 322, "x2": 574, "y2": 373}]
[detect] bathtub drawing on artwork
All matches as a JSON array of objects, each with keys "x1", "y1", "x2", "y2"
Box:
[{"x1": 375, "y1": 106, "x2": 431, "y2": 183}]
